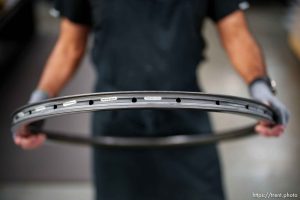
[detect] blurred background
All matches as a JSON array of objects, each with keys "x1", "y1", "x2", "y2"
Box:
[{"x1": 0, "y1": 0, "x2": 299, "y2": 199}]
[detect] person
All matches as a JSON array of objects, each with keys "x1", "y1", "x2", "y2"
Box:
[{"x1": 14, "y1": 0, "x2": 289, "y2": 200}]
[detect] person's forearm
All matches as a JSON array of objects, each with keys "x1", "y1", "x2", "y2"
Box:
[
  {"x1": 218, "y1": 11, "x2": 267, "y2": 84},
  {"x1": 37, "y1": 39, "x2": 85, "y2": 97},
  {"x1": 37, "y1": 19, "x2": 90, "y2": 97}
]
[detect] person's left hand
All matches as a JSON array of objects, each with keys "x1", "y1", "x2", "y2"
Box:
[
  {"x1": 255, "y1": 121, "x2": 285, "y2": 137},
  {"x1": 249, "y1": 79, "x2": 290, "y2": 137}
]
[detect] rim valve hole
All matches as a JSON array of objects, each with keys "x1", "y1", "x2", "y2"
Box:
[{"x1": 132, "y1": 98, "x2": 137, "y2": 103}]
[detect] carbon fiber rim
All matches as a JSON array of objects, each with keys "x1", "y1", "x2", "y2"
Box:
[{"x1": 11, "y1": 91, "x2": 278, "y2": 148}]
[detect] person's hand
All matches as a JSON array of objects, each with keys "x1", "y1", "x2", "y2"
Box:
[
  {"x1": 249, "y1": 78, "x2": 290, "y2": 137},
  {"x1": 14, "y1": 125, "x2": 46, "y2": 150},
  {"x1": 14, "y1": 89, "x2": 49, "y2": 149}
]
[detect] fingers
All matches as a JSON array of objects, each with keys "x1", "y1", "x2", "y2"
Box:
[
  {"x1": 14, "y1": 133, "x2": 46, "y2": 150},
  {"x1": 14, "y1": 124, "x2": 46, "y2": 150},
  {"x1": 255, "y1": 121, "x2": 285, "y2": 137},
  {"x1": 270, "y1": 99, "x2": 290, "y2": 125}
]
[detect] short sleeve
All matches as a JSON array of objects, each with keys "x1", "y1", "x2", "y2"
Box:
[
  {"x1": 208, "y1": 0, "x2": 250, "y2": 22},
  {"x1": 54, "y1": 0, "x2": 92, "y2": 25}
]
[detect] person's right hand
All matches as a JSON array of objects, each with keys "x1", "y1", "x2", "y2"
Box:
[
  {"x1": 14, "y1": 89, "x2": 50, "y2": 149},
  {"x1": 14, "y1": 125, "x2": 46, "y2": 150}
]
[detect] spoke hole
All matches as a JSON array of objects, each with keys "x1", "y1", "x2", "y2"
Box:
[
  {"x1": 132, "y1": 98, "x2": 137, "y2": 103},
  {"x1": 216, "y1": 101, "x2": 220, "y2": 105},
  {"x1": 89, "y1": 100, "x2": 94, "y2": 105},
  {"x1": 176, "y1": 98, "x2": 181, "y2": 103},
  {"x1": 29, "y1": 110, "x2": 32, "y2": 115},
  {"x1": 246, "y1": 105, "x2": 249, "y2": 109},
  {"x1": 53, "y1": 105, "x2": 58, "y2": 109}
]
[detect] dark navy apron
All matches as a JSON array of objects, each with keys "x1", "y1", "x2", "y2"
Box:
[{"x1": 88, "y1": 1, "x2": 225, "y2": 199}]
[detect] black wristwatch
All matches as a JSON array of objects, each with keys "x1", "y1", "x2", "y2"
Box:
[{"x1": 249, "y1": 76, "x2": 277, "y2": 95}]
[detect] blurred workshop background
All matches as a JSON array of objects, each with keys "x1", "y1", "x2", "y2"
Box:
[{"x1": 0, "y1": 0, "x2": 299, "y2": 200}]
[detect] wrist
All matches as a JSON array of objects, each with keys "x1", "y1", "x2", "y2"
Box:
[
  {"x1": 249, "y1": 76, "x2": 277, "y2": 95},
  {"x1": 29, "y1": 89, "x2": 50, "y2": 104}
]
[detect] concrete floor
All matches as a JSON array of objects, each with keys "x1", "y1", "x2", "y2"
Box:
[{"x1": 0, "y1": 2, "x2": 299, "y2": 200}]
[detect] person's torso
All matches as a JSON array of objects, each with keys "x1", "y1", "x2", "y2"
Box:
[{"x1": 88, "y1": 0, "x2": 210, "y2": 91}]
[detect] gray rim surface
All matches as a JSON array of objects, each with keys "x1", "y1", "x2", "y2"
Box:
[{"x1": 11, "y1": 91, "x2": 278, "y2": 148}]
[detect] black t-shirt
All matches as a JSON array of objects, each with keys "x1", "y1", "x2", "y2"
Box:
[
  {"x1": 55, "y1": 0, "x2": 247, "y2": 92},
  {"x1": 54, "y1": 0, "x2": 247, "y2": 25}
]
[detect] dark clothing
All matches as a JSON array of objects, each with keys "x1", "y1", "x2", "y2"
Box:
[
  {"x1": 92, "y1": 110, "x2": 224, "y2": 200},
  {"x1": 55, "y1": 0, "x2": 244, "y2": 199},
  {"x1": 55, "y1": 0, "x2": 243, "y2": 92}
]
